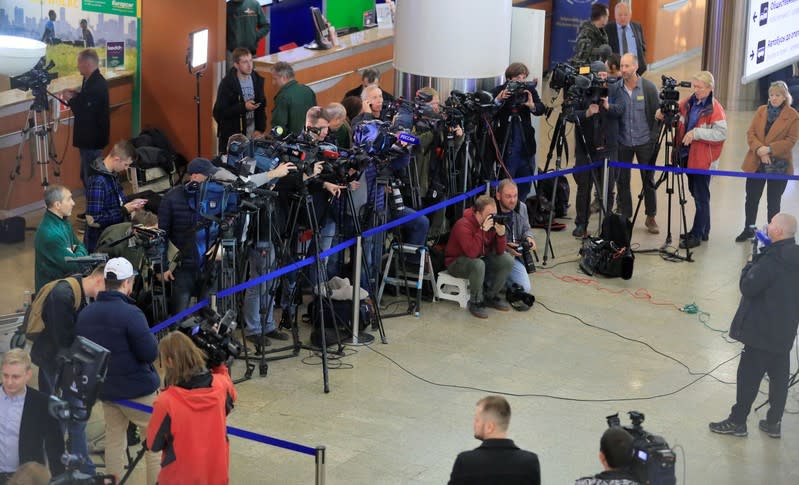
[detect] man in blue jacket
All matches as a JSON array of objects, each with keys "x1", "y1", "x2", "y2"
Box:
[{"x1": 76, "y1": 257, "x2": 160, "y2": 484}]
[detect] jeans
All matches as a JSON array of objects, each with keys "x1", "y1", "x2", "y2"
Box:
[
  {"x1": 447, "y1": 252, "x2": 515, "y2": 303},
  {"x1": 505, "y1": 152, "x2": 536, "y2": 202},
  {"x1": 744, "y1": 176, "x2": 787, "y2": 227},
  {"x1": 687, "y1": 173, "x2": 711, "y2": 238},
  {"x1": 617, "y1": 142, "x2": 657, "y2": 217},
  {"x1": 506, "y1": 258, "x2": 532, "y2": 293},
  {"x1": 102, "y1": 395, "x2": 160, "y2": 485},
  {"x1": 242, "y1": 245, "x2": 277, "y2": 337},
  {"x1": 306, "y1": 217, "x2": 337, "y2": 287},
  {"x1": 79, "y1": 148, "x2": 102, "y2": 190},
  {"x1": 730, "y1": 345, "x2": 790, "y2": 425},
  {"x1": 39, "y1": 367, "x2": 96, "y2": 475},
  {"x1": 574, "y1": 149, "x2": 617, "y2": 227},
  {"x1": 170, "y1": 267, "x2": 213, "y2": 315}
]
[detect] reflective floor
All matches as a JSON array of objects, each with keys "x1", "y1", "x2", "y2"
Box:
[{"x1": 1, "y1": 54, "x2": 798, "y2": 484}]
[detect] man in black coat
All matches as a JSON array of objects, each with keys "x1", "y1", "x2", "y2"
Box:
[
  {"x1": 710, "y1": 213, "x2": 799, "y2": 439},
  {"x1": 62, "y1": 49, "x2": 110, "y2": 190},
  {"x1": 0, "y1": 349, "x2": 64, "y2": 481},
  {"x1": 213, "y1": 47, "x2": 266, "y2": 154},
  {"x1": 604, "y1": 2, "x2": 647, "y2": 75},
  {"x1": 448, "y1": 395, "x2": 540, "y2": 485}
]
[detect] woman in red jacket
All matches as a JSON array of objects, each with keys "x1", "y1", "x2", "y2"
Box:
[
  {"x1": 735, "y1": 81, "x2": 799, "y2": 242},
  {"x1": 146, "y1": 332, "x2": 237, "y2": 485}
]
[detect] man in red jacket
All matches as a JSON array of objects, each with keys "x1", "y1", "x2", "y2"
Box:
[{"x1": 445, "y1": 196, "x2": 515, "y2": 318}]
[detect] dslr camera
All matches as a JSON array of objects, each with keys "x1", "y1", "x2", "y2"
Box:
[
  {"x1": 519, "y1": 240, "x2": 536, "y2": 274},
  {"x1": 491, "y1": 213, "x2": 511, "y2": 225}
]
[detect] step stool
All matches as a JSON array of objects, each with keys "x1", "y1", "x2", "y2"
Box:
[
  {"x1": 376, "y1": 242, "x2": 437, "y2": 315},
  {"x1": 435, "y1": 270, "x2": 471, "y2": 309}
]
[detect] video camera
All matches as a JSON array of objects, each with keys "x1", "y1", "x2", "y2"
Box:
[
  {"x1": 48, "y1": 336, "x2": 117, "y2": 485},
  {"x1": 384, "y1": 94, "x2": 441, "y2": 132},
  {"x1": 549, "y1": 62, "x2": 596, "y2": 112},
  {"x1": 505, "y1": 80, "x2": 538, "y2": 106},
  {"x1": 131, "y1": 225, "x2": 166, "y2": 259},
  {"x1": 179, "y1": 308, "x2": 241, "y2": 368},
  {"x1": 10, "y1": 57, "x2": 58, "y2": 111},
  {"x1": 659, "y1": 75, "x2": 691, "y2": 122},
  {"x1": 606, "y1": 411, "x2": 677, "y2": 485}
]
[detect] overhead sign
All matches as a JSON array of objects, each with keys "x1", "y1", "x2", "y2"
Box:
[
  {"x1": 82, "y1": 0, "x2": 138, "y2": 17},
  {"x1": 742, "y1": 0, "x2": 799, "y2": 84}
]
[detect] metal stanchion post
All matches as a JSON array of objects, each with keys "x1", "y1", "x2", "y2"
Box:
[
  {"x1": 315, "y1": 446, "x2": 326, "y2": 485},
  {"x1": 343, "y1": 235, "x2": 374, "y2": 345}
]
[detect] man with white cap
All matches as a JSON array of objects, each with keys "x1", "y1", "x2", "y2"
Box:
[{"x1": 76, "y1": 257, "x2": 160, "y2": 485}]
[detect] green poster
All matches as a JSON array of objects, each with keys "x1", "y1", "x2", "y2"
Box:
[{"x1": 82, "y1": 0, "x2": 138, "y2": 17}]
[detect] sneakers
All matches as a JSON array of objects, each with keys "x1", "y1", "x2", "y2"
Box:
[
  {"x1": 709, "y1": 418, "x2": 747, "y2": 437},
  {"x1": 735, "y1": 227, "x2": 755, "y2": 243},
  {"x1": 484, "y1": 296, "x2": 511, "y2": 312},
  {"x1": 572, "y1": 224, "x2": 588, "y2": 238},
  {"x1": 468, "y1": 301, "x2": 488, "y2": 319},
  {"x1": 645, "y1": 216, "x2": 660, "y2": 234},
  {"x1": 758, "y1": 419, "x2": 781, "y2": 439}
]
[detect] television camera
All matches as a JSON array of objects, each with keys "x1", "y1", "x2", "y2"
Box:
[
  {"x1": 659, "y1": 75, "x2": 691, "y2": 122},
  {"x1": 10, "y1": 57, "x2": 59, "y2": 111},
  {"x1": 179, "y1": 308, "x2": 241, "y2": 368},
  {"x1": 48, "y1": 336, "x2": 117, "y2": 485},
  {"x1": 606, "y1": 411, "x2": 677, "y2": 485},
  {"x1": 505, "y1": 79, "x2": 539, "y2": 106},
  {"x1": 549, "y1": 62, "x2": 611, "y2": 113}
]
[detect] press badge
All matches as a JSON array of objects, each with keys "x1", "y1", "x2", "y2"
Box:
[{"x1": 636, "y1": 95, "x2": 644, "y2": 101}]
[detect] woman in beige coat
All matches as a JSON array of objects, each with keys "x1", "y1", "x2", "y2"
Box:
[{"x1": 736, "y1": 81, "x2": 799, "y2": 242}]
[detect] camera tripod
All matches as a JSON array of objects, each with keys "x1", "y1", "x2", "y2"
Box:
[
  {"x1": 5, "y1": 88, "x2": 64, "y2": 208},
  {"x1": 540, "y1": 103, "x2": 594, "y2": 265},
  {"x1": 629, "y1": 111, "x2": 693, "y2": 262}
]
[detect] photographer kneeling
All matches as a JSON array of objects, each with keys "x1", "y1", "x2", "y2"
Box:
[
  {"x1": 445, "y1": 196, "x2": 514, "y2": 319},
  {"x1": 575, "y1": 427, "x2": 640, "y2": 485},
  {"x1": 147, "y1": 332, "x2": 237, "y2": 485}
]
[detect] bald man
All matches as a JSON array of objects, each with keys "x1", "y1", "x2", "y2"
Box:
[
  {"x1": 448, "y1": 396, "x2": 540, "y2": 484},
  {"x1": 710, "y1": 213, "x2": 799, "y2": 439}
]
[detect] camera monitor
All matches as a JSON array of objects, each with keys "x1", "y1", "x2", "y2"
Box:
[
  {"x1": 305, "y1": 7, "x2": 333, "y2": 51},
  {"x1": 188, "y1": 28, "x2": 209, "y2": 74}
]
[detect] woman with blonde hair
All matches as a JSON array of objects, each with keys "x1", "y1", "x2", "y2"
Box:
[
  {"x1": 146, "y1": 332, "x2": 237, "y2": 485},
  {"x1": 735, "y1": 80, "x2": 799, "y2": 242}
]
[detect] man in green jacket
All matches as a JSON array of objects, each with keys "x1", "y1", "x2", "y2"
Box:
[
  {"x1": 271, "y1": 62, "x2": 317, "y2": 135},
  {"x1": 34, "y1": 185, "x2": 88, "y2": 292},
  {"x1": 226, "y1": 0, "x2": 270, "y2": 63}
]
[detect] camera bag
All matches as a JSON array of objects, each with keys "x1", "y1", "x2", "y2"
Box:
[
  {"x1": 307, "y1": 298, "x2": 374, "y2": 347},
  {"x1": 0, "y1": 216, "x2": 26, "y2": 244}
]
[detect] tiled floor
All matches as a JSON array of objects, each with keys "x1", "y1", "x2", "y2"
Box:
[{"x1": 2, "y1": 54, "x2": 798, "y2": 484}]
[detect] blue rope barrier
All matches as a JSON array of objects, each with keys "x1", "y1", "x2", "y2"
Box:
[
  {"x1": 608, "y1": 160, "x2": 799, "y2": 181},
  {"x1": 116, "y1": 400, "x2": 317, "y2": 456}
]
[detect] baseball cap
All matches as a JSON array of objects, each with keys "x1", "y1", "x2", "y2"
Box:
[
  {"x1": 105, "y1": 257, "x2": 138, "y2": 280},
  {"x1": 590, "y1": 61, "x2": 608, "y2": 74},
  {"x1": 187, "y1": 158, "x2": 219, "y2": 177}
]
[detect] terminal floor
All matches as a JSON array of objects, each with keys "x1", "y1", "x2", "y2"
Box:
[{"x1": 1, "y1": 55, "x2": 798, "y2": 484}]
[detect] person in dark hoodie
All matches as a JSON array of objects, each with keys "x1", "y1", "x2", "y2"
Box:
[
  {"x1": 213, "y1": 47, "x2": 267, "y2": 154},
  {"x1": 709, "y1": 213, "x2": 799, "y2": 439},
  {"x1": 83, "y1": 140, "x2": 146, "y2": 252},
  {"x1": 574, "y1": 427, "x2": 640, "y2": 485},
  {"x1": 445, "y1": 196, "x2": 514, "y2": 319},
  {"x1": 76, "y1": 258, "x2": 160, "y2": 484},
  {"x1": 147, "y1": 331, "x2": 237, "y2": 485}
]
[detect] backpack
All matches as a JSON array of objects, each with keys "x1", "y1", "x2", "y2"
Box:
[{"x1": 21, "y1": 277, "x2": 82, "y2": 341}]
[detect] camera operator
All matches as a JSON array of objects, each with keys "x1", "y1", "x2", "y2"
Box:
[
  {"x1": 445, "y1": 196, "x2": 514, "y2": 319},
  {"x1": 492, "y1": 63, "x2": 546, "y2": 202},
  {"x1": 29, "y1": 264, "x2": 105, "y2": 476},
  {"x1": 494, "y1": 180, "x2": 536, "y2": 304},
  {"x1": 658, "y1": 71, "x2": 727, "y2": 249},
  {"x1": 75, "y1": 257, "x2": 160, "y2": 485},
  {"x1": 571, "y1": 61, "x2": 623, "y2": 238},
  {"x1": 615, "y1": 53, "x2": 660, "y2": 234},
  {"x1": 574, "y1": 427, "x2": 639, "y2": 485},
  {"x1": 709, "y1": 213, "x2": 799, "y2": 439},
  {"x1": 0, "y1": 349, "x2": 64, "y2": 483},
  {"x1": 147, "y1": 332, "x2": 237, "y2": 485},
  {"x1": 159, "y1": 158, "x2": 222, "y2": 315}
]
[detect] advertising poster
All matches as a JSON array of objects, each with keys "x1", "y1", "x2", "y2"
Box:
[{"x1": 549, "y1": 0, "x2": 595, "y2": 67}]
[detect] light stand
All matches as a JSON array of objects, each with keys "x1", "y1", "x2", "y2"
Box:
[{"x1": 187, "y1": 28, "x2": 209, "y2": 159}]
